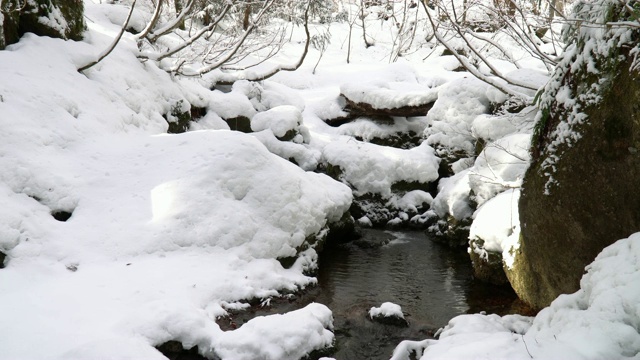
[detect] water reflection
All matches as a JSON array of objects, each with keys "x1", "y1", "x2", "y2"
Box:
[
  {"x1": 317, "y1": 230, "x2": 474, "y2": 328},
  {"x1": 312, "y1": 229, "x2": 522, "y2": 359},
  {"x1": 219, "y1": 229, "x2": 525, "y2": 360}
]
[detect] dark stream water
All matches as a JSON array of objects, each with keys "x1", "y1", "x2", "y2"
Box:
[
  {"x1": 162, "y1": 229, "x2": 532, "y2": 360},
  {"x1": 213, "y1": 229, "x2": 532, "y2": 360}
]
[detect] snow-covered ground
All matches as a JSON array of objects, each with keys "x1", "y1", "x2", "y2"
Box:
[{"x1": 1, "y1": 0, "x2": 636, "y2": 359}]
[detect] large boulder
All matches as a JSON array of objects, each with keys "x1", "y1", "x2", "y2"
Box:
[
  {"x1": 512, "y1": 1, "x2": 640, "y2": 309},
  {"x1": 1, "y1": 0, "x2": 84, "y2": 49}
]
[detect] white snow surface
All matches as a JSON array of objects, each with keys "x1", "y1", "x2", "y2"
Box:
[
  {"x1": 0, "y1": 6, "x2": 351, "y2": 359},
  {"x1": 251, "y1": 105, "x2": 304, "y2": 138},
  {"x1": 392, "y1": 232, "x2": 640, "y2": 360},
  {"x1": 3, "y1": 0, "x2": 629, "y2": 359},
  {"x1": 370, "y1": 302, "x2": 405, "y2": 319},
  {"x1": 469, "y1": 189, "x2": 521, "y2": 268},
  {"x1": 340, "y1": 80, "x2": 438, "y2": 109},
  {"x1": 322, "y1": 139, "x2": 440, "y2": 198},
  {"x1": 424, "y1": 77, "x2": 493, "y2": 155},
  {"x1": 430, "y1": 169, "x2": 473, "y2": 220}
]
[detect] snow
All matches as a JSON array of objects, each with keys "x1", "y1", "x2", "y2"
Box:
[
  {"x1": 3, "y1": 0, "x2": 633, "y2": 358},
  {"x1": 322, "y1": 139, "x2": 440, "y2": 198},
  {"x1": 424, "y1": 76, "x2": 493, "y2": 156},
  {"x1": 337, "y1": 116, "x2": 429, "y2": 144},
  {"x1": 430, "y1": 169, "x2": 473, "y2": 220},
  {"x1": 251, "y1": 105, "x2": 304, "y2": 138},
  {"x1": 370, "y1": 302, "x2": 405, "y2": 319},
  {"x1": 0, "y1": 5, "x2": 351, "y2": 358},
  {"x1": 469, "y1": 189, "x2": 521, "y2": 268},
  {"x1": 468, "y1": 133, "x2": 531, "y2": 207},
  {"x1": 340, "y1": 80, "x2": 438, "y2": 109},
  {"x1": 391, "y1": 232, "x2": 640, "y2": 360}
]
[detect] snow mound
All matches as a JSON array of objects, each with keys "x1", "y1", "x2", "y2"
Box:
[
  {"x1": 323, "y1": 139, "x2": 440, "y2": 198},
  {"x1": 370, "y1": 302, "x2": 405, "y2": 319},
  {"x1": 468, "y1": 133, "x2": 531, "y2": 207},
  {"x1": 469, "y1": 189, "x2": 520, "y2": 268},
  {"x1": 430, "y1": 169, "x2": 473, "y2": 220},
  {"x1": 424, "y1": 77, "x2": 493, "y2": 156},
  {"x1": 340, "y1": 80, "x2": 438, "y2": 109},
  {"x1": 4, "y1": 131, "x2": 351, "y2": 263},
  {"x1": 251, "y1": 105, "x2": 304, "y2": 138},
  {"x1": 213, "y1": 302, "x2": 334, "y2": 360}
]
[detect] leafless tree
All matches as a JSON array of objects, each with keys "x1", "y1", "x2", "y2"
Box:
[
  {"x1": 419, "y1": 0, "x2": 569, "y2": 101},
  {"x1": 79, "y1": 0, "x2": 318, "y2": 82}
]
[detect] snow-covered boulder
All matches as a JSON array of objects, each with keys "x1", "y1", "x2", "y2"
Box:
[
  {"x1": 322, "y1": 139, "x2": 439, "y2": 227},
  {"x1": 468, "y1": 189, "x2": 520, "y2": 285},
  {"x1": 251, "y1": 105, "x2": 309, "y2": 142},
  {"x1": 424, "y1": 76, "x2": 493, "y2": 170},
  {"x1": 369, "y1": 302, "x2": 408, "y2": 327},
  {"x1": 340, "y1": 80, "x2": 438, "y2": 119}
]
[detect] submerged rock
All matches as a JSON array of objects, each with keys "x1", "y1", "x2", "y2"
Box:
[{"x1": 513, "y1": 2, "x2": 640, "y2": 309}]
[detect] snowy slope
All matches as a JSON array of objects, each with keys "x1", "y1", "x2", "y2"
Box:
[{"x1": 0, "y1": 4, "x2": 351, "y2": 359}]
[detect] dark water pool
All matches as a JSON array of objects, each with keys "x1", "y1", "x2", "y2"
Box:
[{"x1": 214, "y1": 229, "x2": 532, "y2": 360}]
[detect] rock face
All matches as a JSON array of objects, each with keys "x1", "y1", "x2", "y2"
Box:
[
  {"x1": 342, "y1": 94, "x2": 435, "y2": 119},
  {"x1": 469, "y1": 239, "x2": 508, "y2": 286},
  {"x1": 1, "y1": 0, "x2": 85, "y2": 49},
  {"x1": 512, "y1": 2, "x2": 640, "y2": 309}
]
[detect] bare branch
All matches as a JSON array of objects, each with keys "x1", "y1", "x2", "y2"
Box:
[
  {"x1": 213, "y1": 0, "x2": 313, "y2": 83},
  {"x1": 135, "y1": 0, "x2": 164, "y2": 40},
  {"x1": 421, "y1": 1, "x2": 532, "y2": 101},
  {"x1": 137, "y1": 3, "x2": 232, "y2": 61},
  {"x1": 146, "y1": 0, "x2": 195, "y2": 43},
  {"x1": 78, "y1": 0, "x2": 137, "y2": 73}
]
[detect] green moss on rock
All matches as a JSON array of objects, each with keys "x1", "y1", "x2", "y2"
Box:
[
  {"x1": 426, "y1": 215, "x2": 471, "y2": 248},
  {"x1": 469, "y1": 238, "x2": 508, "y2": 285},
  {"x1": 224, "y1": 116, "x2": 252, "y2": 133},
  {"x1": 1, "y1": 0, "x2": 85, "y2": 49},
  {"x1": 515, "y1": 4, "x2": 640, "y2": 309}
]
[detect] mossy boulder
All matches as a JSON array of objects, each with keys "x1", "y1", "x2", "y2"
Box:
[
  {"x1": 469, "y1": 239, "x2": 508, "y2": 286},
  {"x1": 224, "y1": 116, "x2": 252, "y2": 133},
  {"x1": 1, "y1": 0, "x2": 85, "y2": 49},
  {"x1": 425, "y1": 214, "x2": 471, "y2": 248},
  {"x1": 513, "y1": 2, "x2": 640, "y2": 309}
]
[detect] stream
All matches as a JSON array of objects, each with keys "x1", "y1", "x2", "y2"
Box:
[
  {"x1": 160, "y1": 229, "x2": 532, "y2": 360},
  {"x1": 211, "y1": 229, "x2": 533, "y2": 360}
]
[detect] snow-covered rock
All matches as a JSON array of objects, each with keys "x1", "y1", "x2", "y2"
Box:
[
  {"x1": 369, "y1": 302, "x2": 408, "y2": 327},
  {"x1": 251, "y1": 105, "x2": 308, "y2": 141}
]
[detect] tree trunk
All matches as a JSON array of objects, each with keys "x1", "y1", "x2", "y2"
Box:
[
  {"x1": 174, "y1": 0, "x2": 185, "y2": 30},
  {"x1": 243, "y1": 4, "x2": 251, "y2": 30}
]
